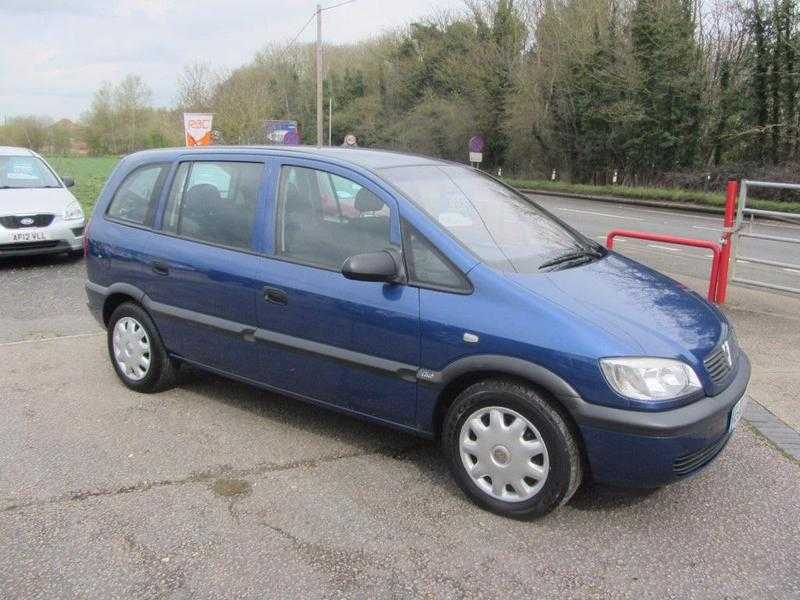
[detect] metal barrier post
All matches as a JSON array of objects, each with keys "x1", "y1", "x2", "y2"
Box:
[
  {"x1": 715, "y1": 179, "x2": 738, "y2": 304},
  {"x1": 606, "y1": 229, "x2": 723, "y2": 302}
]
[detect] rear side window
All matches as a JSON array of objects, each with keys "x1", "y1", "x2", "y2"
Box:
[
  {"x1": 107, "y1": 164, "x2": 168, "y2": 225},
  {"x1": 162, "y1": 161, "x2": 264, "y2": 251},
  {"x1": 403, "y1": 222, "x2": 471, "y2": 292}
]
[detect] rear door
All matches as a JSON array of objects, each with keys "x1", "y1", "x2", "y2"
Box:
[
  {"x1": 254, "y1": 158, "x2": 420, "y2": 427},
  {"x1": 143, "y1": 155, "x2": 270, "y2": 380}
]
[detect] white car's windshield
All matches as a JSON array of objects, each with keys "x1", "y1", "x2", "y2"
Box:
[
  {"x1": 380, "y1": 165, "x2": 595, "y2": 273},
  {"x1": 0, "y1": 156, "x2": 61, "y2": 190}
]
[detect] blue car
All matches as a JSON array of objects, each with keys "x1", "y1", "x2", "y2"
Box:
[{"x1": 85, "y1": 147, "x2": 750, "y2": 518}]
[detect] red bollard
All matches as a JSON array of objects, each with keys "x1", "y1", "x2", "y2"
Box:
[{"x1": 716, "y1": 179, "x2": 738, "y2": 304}]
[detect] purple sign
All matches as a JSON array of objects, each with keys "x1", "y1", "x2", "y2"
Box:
[
  {"x1": 283, "y1": 130, "x2": 301, "y2": 145},
  {"x1": 469, "y1": 135, "x2": 485, "y2": 153},
  {"x1": 265, "y1": 120, "x2": 300, "y2": 145}
]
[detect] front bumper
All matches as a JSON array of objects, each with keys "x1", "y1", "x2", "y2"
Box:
[
  {"x1": 574, "y1": 352, "x2": 751, "y2": 487},
  {"x1": 0, "y1": 218, "x2": 85, "y2": 257}
]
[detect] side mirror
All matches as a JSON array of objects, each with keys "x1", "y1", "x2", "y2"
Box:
[
  {"x1": 342, "y1": 251, "x2": 399, "y2": 283},
  {"x1": 62, "y1": 177, "x2": 75, "y2": 188}
]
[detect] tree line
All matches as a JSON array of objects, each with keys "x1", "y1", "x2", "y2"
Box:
[{"x1": 2, "y1": 0, "x2": 799, "y2": 189}]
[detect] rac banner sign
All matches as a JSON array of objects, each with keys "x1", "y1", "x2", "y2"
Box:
[{"x1": 184, "y1": 113, "x2": 213, "y2": 147}]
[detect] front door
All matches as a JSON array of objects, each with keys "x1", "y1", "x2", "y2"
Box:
[{"x1": 254, "y1": 160, "x2": 420, "y2": 427}]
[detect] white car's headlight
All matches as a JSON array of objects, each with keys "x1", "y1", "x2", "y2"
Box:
[
  {"x1": 600, "y1": 357, "x2": 702, "y2": 401},
  {"x1": 64, "y1": 201, "x2": 84, "y2": 221}
]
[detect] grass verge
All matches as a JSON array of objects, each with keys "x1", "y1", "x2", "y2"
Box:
[
  {"x1": 505, "y1": 178, "x2": 800, "y2": 214},
  {"x1": 46, "y1": 156, "x2": 120, "y2": 213}
]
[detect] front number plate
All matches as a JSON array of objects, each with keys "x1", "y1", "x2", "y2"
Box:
[
  {"x1": 10, "y1": 230, "x2": 49, "y2": 243},
  {"x1": 729, "y1": 397, "x2": 747, "y2": 433}
]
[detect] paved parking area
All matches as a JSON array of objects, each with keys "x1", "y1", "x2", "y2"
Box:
[
  {"x1": 2, "y1": 224, "x2": 800, "y2": 598},
  {"x1": 2, "y1": 334, "x2": 799, "y2": 599}
]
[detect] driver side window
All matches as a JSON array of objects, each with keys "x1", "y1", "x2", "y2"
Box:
[{"x1": 275, "y1": 165, "x2": 395, "y2": 270}]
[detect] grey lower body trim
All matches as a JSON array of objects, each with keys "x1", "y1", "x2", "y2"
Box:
[
  {"x1": 142, "y1": 296, "x2": 420, "y2": 383},
  {"x1": 176, "y1": 355, "x2": 432, "y2": 439}
]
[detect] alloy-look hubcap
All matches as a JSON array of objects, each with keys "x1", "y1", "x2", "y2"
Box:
[
  {"x1": 112, "y1": 317, "x2": 151, "y2": 381},
  {"x1": 459, "y1": 406, "x2": 550, "y2": 502}
]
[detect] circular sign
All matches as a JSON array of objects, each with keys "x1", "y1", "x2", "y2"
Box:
[
  {"x1": 469, "y1": 135, "x2": 485, "y2": 153},
  {"x1": 344, "y1": 134, "x2": 358, "y2": 147}
]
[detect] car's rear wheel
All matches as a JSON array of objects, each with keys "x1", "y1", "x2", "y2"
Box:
[
  {"x1": 442, "y1": 379, "x2": 582, "y2": 519},
  {"x1": 107, "y1": 302, "x2": 177, "y2": 393}
]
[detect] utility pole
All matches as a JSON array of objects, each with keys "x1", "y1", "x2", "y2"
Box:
[
  {"x1": 316, "y1": 3, "x2": 323, "y2": 147},
  {"x1": 328, "y1": 97, "x2": 333, "y2": 146}
]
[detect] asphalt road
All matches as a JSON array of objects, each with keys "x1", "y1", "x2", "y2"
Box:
[
  {"x1": 1, "y1": 201, "x2": 799, "y2": 599},
  {"x1": 528, "y1": 193, "x2": 800, "y2": 294}
]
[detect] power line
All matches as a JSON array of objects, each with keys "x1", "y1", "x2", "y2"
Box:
[
  {"x1": 287, "y1": 11, "x2": 317, "y2": 47},
  {"x1": 322, "y1": 0, "x2": 356, "y2": 11},
  {"x1": 287, "y1": 0, "x2": 354, "y2": 47}
]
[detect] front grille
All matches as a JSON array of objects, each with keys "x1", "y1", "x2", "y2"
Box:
[
  {"x1": 704, "y1": 337, "x2": 736, "y2": 384},
  {"x1": 0, "y1": 214, "x2": 55, "y2": 229},
  {"x1": 673, "y1": 434, "x2": 730, "y2": 475},
  {"x1": 0, "y1": 241, "x2": 59, "y2": 252}
]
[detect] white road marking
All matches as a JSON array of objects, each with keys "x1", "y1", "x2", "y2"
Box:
[
  {"x1": 692, "y1": 225, "x2": 722, "y2": 232},
  {"x1": 0, "y1": 331, "x2": 103, "y2": 348},
  {"x1": 647, "y1": 244, "x2": 683, "y2": 253},
  {"x1": 552, "y1": 207, "x2": 646, "y2": 221}
]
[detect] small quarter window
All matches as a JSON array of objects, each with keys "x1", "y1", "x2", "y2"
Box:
[
  {"x1": 403, "y1": 221, "x2": 470, "y2": 292},
  {"x1": 107, "y1": 164, "x2": 168, "y2": 225}
]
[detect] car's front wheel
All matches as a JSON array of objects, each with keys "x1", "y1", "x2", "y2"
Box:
[
  {"x1": 442, "y1": 379, "x2": 582, "y2": 519},
  {"x1": 107, "y1": 302, "x2": 177, "y2": 393}
]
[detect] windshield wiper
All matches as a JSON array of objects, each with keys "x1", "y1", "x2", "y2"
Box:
[{"x1": 539, "y1": 247, "x2": 603, "y2": 271}]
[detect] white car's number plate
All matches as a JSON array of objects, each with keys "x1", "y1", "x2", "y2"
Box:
[
  {"x1": 10, "y1": 230, "x2": 49, "y2": 243},
  {"x1": 729, "y1": 397, "x2": 747, "y2": 433}
]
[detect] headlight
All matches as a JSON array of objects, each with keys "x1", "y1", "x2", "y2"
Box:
[
  {"x1": 64, "y1": 201, "x2": 84, "y2": 221},
  {"x1": 600, "y1": 357, "x2": 702, "y2": 401}
]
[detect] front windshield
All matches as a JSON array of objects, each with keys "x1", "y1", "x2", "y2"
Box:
[
  {"x1": 0, "y1": 155, "x2": 61, "y2": 190},
  {"x1": 380, "y1": 165, "x2": 590, "y2": 273}
]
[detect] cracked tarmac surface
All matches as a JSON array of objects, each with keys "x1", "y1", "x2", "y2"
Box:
[{"x1": 2, "y1": 335, "x2": 800, "y2": 599}]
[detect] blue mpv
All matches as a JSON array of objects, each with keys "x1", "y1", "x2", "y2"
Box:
[{"x1": 85, "y1": 147, "x2": 750, "y2": 518}]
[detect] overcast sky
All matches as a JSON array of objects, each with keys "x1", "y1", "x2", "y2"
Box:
[{"x1": 0, "y1": 0, "x2": 463, "y2": 121}]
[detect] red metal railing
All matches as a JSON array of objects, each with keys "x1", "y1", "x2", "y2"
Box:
[
  {"x1": 715, "y1": 179, "x2": 739, "y2": 304},
  {"x1": 606, "y1": 230, "x2": 723, "y2": 303}
]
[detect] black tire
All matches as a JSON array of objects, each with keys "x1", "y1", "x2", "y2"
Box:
[
  {"x1": 442, "y1": 379, "x2": 582, "y2": 519},
  {"x1": 107, "y1": 302, "x2": 178, "y2": 393}
]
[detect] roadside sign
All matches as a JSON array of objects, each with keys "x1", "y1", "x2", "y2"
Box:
[
  {"x1": 469, "y1": 135, "x2": 484, "y2": 153},
  {"x1": 283, "y1": 130, "x2": 301, "y2": 145},
  {"x1": 343, "y1": 133, "x2": 358, "y2": 148},
  {"x1": 184, "y1": 113, "x2": 213, "y2": 147},
  {"x1": 265, "y1": 120, "x2": 300, "y2": 145},
  {"x1": 469, "y1": 136, "x2": 484, "y2": 165}
]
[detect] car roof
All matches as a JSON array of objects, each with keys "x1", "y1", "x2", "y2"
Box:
[
  {"x1": 127, "y1": 145, "x2": 457, "y2": 172},
  {"x1": 0, "y1": 146, "x2": 37, "y2": 157}
]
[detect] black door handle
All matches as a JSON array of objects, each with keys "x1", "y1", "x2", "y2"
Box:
[
  {"x1": 152, "y1": 262, "x2": 170, "y2": 276},
  {"x1": 264, "y1": 287, "x2": 288, "y2": 305}
]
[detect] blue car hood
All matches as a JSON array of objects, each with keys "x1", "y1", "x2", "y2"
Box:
[{"x1": 504, "y1": 253, "x2": 723, "y2": 361}]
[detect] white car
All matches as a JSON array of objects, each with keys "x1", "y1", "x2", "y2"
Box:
[{"x1": 0, "y1": 146, "x2": 85, "y2": 258}]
